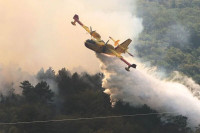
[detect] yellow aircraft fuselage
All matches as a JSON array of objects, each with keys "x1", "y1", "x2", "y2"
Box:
[
  {"x1": 85, "y1": 39, "x2": 121, "y2": 57},
  {"x1": 71, "y1": 14, "x2": 136, "y2": 71}
]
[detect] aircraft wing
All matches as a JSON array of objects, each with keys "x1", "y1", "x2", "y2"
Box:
[{"x1": 115, "y1": 39, "x2": 132, "y2": 54}]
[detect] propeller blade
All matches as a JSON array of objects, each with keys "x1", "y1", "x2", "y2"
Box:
[{"x1": 105, "y1": 40, "x2": 109, "y2": 45}]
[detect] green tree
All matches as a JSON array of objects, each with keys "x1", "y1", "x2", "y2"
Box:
[{"x1": 21, "y1": 81, "x2": 54, "y2": 103}]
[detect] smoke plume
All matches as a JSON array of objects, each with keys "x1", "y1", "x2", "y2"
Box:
[
  {"x1": 0, "y1": 64, "x2": 36, "y2": 95},
  {"x1": 36, "y1": 67, "x2": 58, "y2": 94},
  {"x1": 0, "y1": 65, "x2": 58, "y2": 95},
  {"x1": 0, "y1": 0, "x2": 142, "y2": 94}
]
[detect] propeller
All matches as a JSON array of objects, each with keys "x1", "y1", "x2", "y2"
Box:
[
  {"x1": 90, "y1": 26, "x2": 96, "y2": 33},
  {"x1": 89, "y1": 26, "x2": 92, "y2": 38},
  {"x1": 89, "y1": 26, "x2": 97, "y2": 38},
  {"x1": 105, "y1": 40, "x2": 110, "y2": 45}
]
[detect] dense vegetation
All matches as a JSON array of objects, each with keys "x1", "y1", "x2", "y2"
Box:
[
  {"x1": 0, "y1": 68, "x2": 196, "y2": 133},
  {"x1": 135, "y1": 0, "x2": 200, "y2": 83},
  {"x1": 0, "y1": 0, "x2": 200, "y2": 132}
]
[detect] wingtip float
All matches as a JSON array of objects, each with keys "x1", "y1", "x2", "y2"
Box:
[{"x1": 71, "y1": 14, "x2": 136, "y2": 71}]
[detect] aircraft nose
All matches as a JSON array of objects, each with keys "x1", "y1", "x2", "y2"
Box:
[
  {"x1": 85, "y1": 39, "x2": 95, "y2": 48},
  {"x1": 85, "y1": 42, "x2": 89, "y2": 48}
]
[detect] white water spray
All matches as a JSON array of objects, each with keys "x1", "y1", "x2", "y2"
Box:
[{"x1": 97, "y1": 54, "x2": 200, "y2": 127}]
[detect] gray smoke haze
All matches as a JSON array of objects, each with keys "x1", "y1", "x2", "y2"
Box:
[
  {"x1": 96, "y1": 53, "x2": 200, "y2": 127},
  {"x1": 0, "y1": 64, "x2": 37, "y2": 95},
  {"x1": 0, "y1": 65, "x2": 58, "y2": 95},
  {"x1": 167, "y1": 24, "x2": 190, "y2": 47},
  {"x1": 36, "y1": 67, "x2": 58, "y2": 94}
]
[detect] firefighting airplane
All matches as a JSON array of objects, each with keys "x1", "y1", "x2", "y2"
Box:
[{"x1": 71, "y1": 14, "x2": 136, "y2": 71}]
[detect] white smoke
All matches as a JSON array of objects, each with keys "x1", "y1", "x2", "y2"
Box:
[{"x1": 97, "y1": 54, "x2": 200, "y2": 127}]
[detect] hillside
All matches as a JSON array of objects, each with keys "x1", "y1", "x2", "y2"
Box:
[
  {"x1": 0, "y1": 68, "x2": 195, "y2": 133},
  {"x1": 135, "y1": 0, "x2": 200, "y2": 84}
]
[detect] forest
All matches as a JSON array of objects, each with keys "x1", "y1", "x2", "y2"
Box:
[
  {"x1": 0, "y1": 68, "x2": 196, "y2": 133},
  {"x1": 135, "y1": 0, "x2": 200, "y2": 84},
  {"x1": 0, "y1": 0, "x2": 200, "y2": 132}
]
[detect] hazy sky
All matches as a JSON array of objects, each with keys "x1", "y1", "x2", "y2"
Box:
[{"x1": 0, "y1": 0, "x2": 143, "y2": 74}]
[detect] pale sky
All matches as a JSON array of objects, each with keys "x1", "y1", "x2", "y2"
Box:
[{"x1": 0, "y1": 0, "x2": 143, "y2": 74}]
